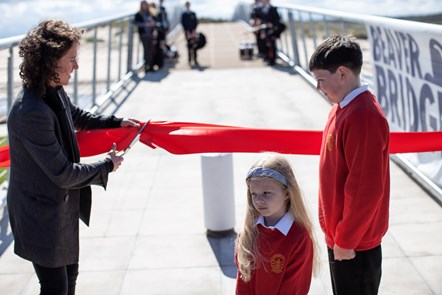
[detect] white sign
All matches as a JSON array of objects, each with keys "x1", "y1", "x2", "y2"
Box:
[{"x1": 366, "y1": 20, "x2": 442, "y2": 188}]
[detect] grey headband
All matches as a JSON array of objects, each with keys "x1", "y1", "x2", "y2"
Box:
[{"x1": 246, "y1": 167, "x2": 288, "y2": 186}]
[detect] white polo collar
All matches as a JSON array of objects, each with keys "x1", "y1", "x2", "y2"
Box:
[
  {"x1": 339, "y1": 83, "x2": 368, "y2": 108},
  {"x1": 256, "y1": 212, "x2": 294, "y2": 236}
]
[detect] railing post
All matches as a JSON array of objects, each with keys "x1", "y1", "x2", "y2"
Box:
[
  {"x1": 309, "y1": 12, "x2": 318, "y2": 49},
  {"x1": 299, "y1": 12, "x2": 309, "y2": 68},
  {"x1": 118, "y1": 21, "x2": 124, "y2": 81},
  {"x1": 288, "y1": 10, "x2": 300, "y2": 67},
  {"x1": 127, "y1": 22, "x2": 134, "y2": 73},
  {"x1": 323, "y1": 15, "x2": 329, "y2": 37},
  {"x1": 106, "y1": 24, "x2": 112, "y2": 92},
  {"x1": 7, "y1": 47, "x2": 13, "y2": 115},
  {"x1": 92, "y1": 27, "x2": 98, "y2": 106}
]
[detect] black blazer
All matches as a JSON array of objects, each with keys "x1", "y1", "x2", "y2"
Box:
[
  {"x1": 134, "y1": 11, "x2": 156, "y2": 36},
  {"x1": 181, "y1": 10, "x2": 198, "y2": 32},
  {"x1": 262, "y1": 5, "x2": 281, "y2": 26},
  {"x1": 7, "y1": 87, "x2": 121, "y2": 267}
]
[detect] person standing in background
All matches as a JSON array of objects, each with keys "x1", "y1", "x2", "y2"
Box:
[
  {"x1": 148, "y1": 2, "x2": 165, "y2": 70},
  {"x1": 158, "y1": 0, "x2": 169, "y2": 35},
  {"x1": 7, "y1": 19, "x2": 139, "y2": 294},
  {"x1": 134, "y1": 0, "x2": 157, "y2": 72},
  {"x1": 260, "y1": 0, "x2": 281, "y2": 66},
  {"x1": 156, "y1": 0, "x2": 169, "y2": 66},
  {"x1": 309, "y1": 34, "x2": 390, "y2": 295},
  {"x1": 249, "y1": 0, "x2": 265, "y2": 58},
  {"x1": 181, "y1": 1, "x2": 199, "y2": 66}
]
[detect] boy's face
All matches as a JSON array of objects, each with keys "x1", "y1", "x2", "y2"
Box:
[{"x1": 312, "y1": 69, "x2": 344, "y2": 104}]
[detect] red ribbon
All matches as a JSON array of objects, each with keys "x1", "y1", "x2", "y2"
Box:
[
  {"x1": 0, "y1": 145, "x2": 10, "y2": 168},
  {"x1": 1, "y1": 120, "x2": 441, "y2": 168}
]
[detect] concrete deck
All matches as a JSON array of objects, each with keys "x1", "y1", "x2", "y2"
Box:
[{"x1": 0, "y1": 22, "x2": 441, "y2": 295}]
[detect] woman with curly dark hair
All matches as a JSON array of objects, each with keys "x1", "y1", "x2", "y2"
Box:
[{"x1": 7, "y1": 19, "x2": 139, "y2": 294}]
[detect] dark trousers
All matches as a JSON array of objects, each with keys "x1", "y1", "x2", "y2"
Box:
[
  {"x1": 254, "y1": 32, "x2": 266, "y2": 56},
  {"x1": 186, "y1": 43, "x2": 197, "y2": 63},
  {"x1": 259, "y1": 30, "x2": 276, "y2": 65},
  {"x1": 327, "y1": 245, "x2": 382, "y2": 295},
  {"x1": 140, "y1": 35, "x2": 154, "y2": 70},
  {"x1": 33, "y1": 263, "x2": 79, "y2": 295},
  {"x1": 185, "y1": 34, "x2": 198, "y2": 64}
]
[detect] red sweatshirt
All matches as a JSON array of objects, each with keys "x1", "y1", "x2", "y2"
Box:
[
  {"x1": 236, "y1": 223, "x2": 313, "y2": 295},
  {"x1": 319, "y1": 90, "x2": 390, "y2": 251}
]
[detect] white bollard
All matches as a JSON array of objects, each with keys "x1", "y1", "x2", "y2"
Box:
[{"x1": 201, "y1": 153, "x2": 236, "y2": 237}]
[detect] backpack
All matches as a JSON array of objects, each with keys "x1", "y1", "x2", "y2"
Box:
[
  {"x1": 196, "y1": 32, "x2": 206, "y2": 50},
  {"x1": 274, "y1": 22, "x2": 286, "y2": 38}
]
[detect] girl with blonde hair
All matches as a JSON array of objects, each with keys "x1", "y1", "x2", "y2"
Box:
[{"x1": 235, "y1": 153, "x2": 319, "y2": 294}]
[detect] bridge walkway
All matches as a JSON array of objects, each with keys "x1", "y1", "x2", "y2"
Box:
[{"x1": 0, "y1": 22, "x2": 441, "y2": 295}]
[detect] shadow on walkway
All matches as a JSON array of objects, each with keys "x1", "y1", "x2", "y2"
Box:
[
  {"x1": 0, "y1": 204, "x2": 13, "y2": 256},
  {"x1": 207, "y1": 231, "x2": 238, "y2": 279}
]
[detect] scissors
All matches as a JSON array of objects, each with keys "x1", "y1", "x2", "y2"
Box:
[{"x1": 118, "y1": 119, "x2": 150, "y2": 156}]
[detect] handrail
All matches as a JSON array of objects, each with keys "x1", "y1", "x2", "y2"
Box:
[
  {"x1": 275, "y1": 3, "x2": 442, "y2": 31},
  {"x1": 0, "y1": 36, "x2": 23, "y2": 50},
  {"x1": 0, "y1": 9, "x2": 184, "y2": 120},
  {"x1": 0, "y1": 13, "x2": 139, "y2": 118}
]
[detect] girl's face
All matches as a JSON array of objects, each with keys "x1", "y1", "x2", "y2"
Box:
[
  {"x1": 52, "y1": 42, "x2": 79, "y2": 87},
  {"x1": 249, "y1": 178, "x2": 289, "y2": 227}
]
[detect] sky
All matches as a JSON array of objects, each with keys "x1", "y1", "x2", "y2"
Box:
[{"x1": 1, "y1": 0, "x2": 441, "y2": 38}]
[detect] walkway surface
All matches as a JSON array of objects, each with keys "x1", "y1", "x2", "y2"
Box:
[{"x1": 1, "y1": 22, "x2": 441, "y2": 295}]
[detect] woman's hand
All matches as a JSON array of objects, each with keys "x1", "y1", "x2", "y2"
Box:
[
  {"x1": 120, "y1": 118, "x2": 140, "y2": 127},
  {"x1": 107, "y1": 143, "x2": 124, "y2": 172}
]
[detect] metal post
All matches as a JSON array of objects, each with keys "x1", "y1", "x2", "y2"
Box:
[
  {"x1": 341, "y1": 20, "x2": 347, "y2": 35},
  {"x1": 127, "y1": 22, "x2": 134, "y2": 73},
  {"x1": 287, "y1": 10, "x2": 300, "y2": 67},
  {"x1": 92, "y1": 27, "x2": 98, "y2": 106},
  {"x1": 299, "y1": 12, "x2": 309, "y2": 68},
  {"x1": 106, "y1": 24, "x2": 113, "y2": 92},
  {"x1": 309, "y1": 12, "x2": 318, "y2": 49},
  {"x1": 6, "y1": 47, "x2": 13, "y2": 115},
  {"x1": 118, "y1": 20, "x2": 124, "y2": 81},
  {"x1": 201, "y1": 153, "x2": 236, "y2": 237},
  {"x1": 323, "y1": 15, "x2": 329, "y2": 37}
]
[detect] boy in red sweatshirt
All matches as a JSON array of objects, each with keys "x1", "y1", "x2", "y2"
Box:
[{"x1": 309, "y1": 34, "x2": 390, "y2": 295}]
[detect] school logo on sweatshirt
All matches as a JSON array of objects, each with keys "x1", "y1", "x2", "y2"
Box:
[
  {"x1": 270, "y1": 254, "x2": 285, "y2": 273},
  {"x1": 326, "y1": 133, "x2": 334, "y2": 151}
]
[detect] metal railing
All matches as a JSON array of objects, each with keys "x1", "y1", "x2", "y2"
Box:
[
  {"x1": 233, "y1": 3, "x2": 442, "y2": 204},
  {"x1": 233, "y1": 3, "x2": 378, "y2": 85},
  {"x1": 0, "y1": 6, "x2": 184, "y2": 119},
  {"x1": 0, "y1": 12, "x2": 144, "y2": 121}
]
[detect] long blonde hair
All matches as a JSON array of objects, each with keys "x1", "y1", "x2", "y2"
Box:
[{"x1": 235, "y1": 153, "x2": 320, "y2": 281}]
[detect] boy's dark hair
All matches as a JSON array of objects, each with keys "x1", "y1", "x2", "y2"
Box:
[{"x1": 308, "y1": 34, "x2": 363, "y2": 75}]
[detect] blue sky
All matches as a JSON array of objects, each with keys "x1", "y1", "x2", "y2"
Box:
[{"x1": 1, "y1": 0, "x2": 441, "y2": 38}]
